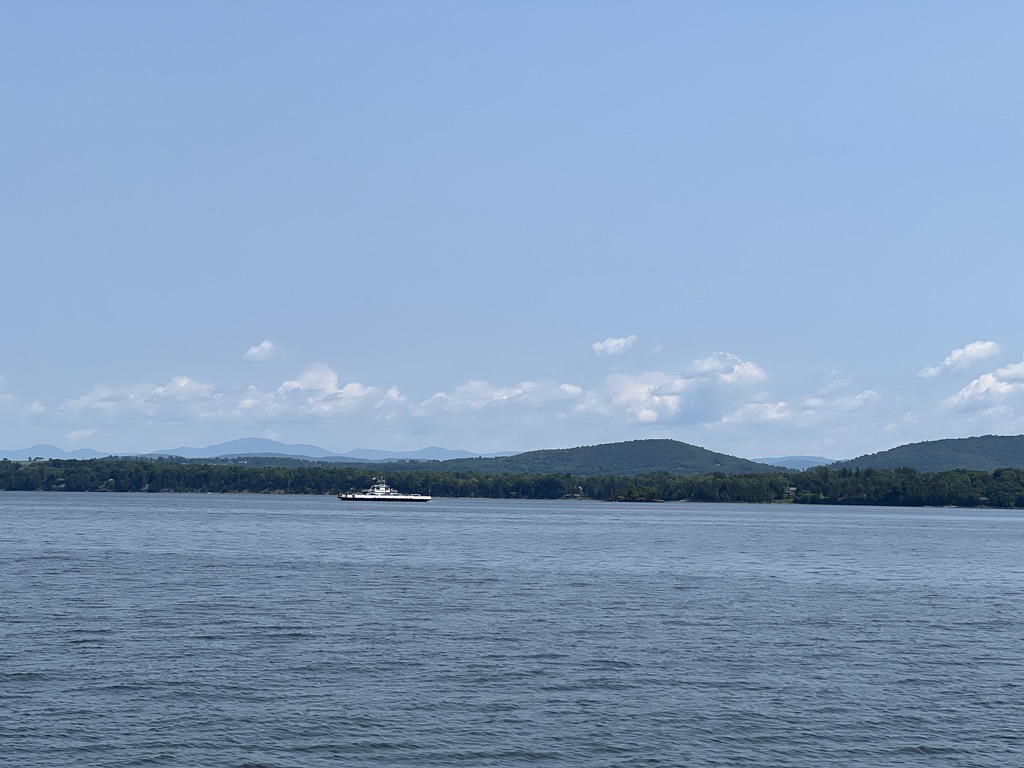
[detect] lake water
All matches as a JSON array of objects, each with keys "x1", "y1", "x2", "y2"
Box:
[{"x1": 2, "y1": 493, "x2": 1023, "y2": 767}]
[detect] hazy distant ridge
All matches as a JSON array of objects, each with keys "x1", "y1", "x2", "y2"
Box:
[
  {"x1": 0, "y1": 439, "x2": 483, "y2": 462},
  {"x1": 150, "y1": 438, "x2": 339, "y2": 459},
  {"x1": 342, "y1": 446, "x2": 486, "y2": 461},
  {"x1": 754, "y1": 456, "x2": 838, "y2": 470},
  {"x1": 0, "y1": 444, "x2": 107, "y2": 461},
  {"x1": 147, "y1": 439, "x2": 488, "y2": 462}
]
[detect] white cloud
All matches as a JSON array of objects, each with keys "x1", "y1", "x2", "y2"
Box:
[
  {"x1": 261, "y1": 363, "x2": 381, "y2": 416},
  {"x1": 237, "y1": 385, "x2": 284, "y2": 416},
  {"x1": 884, "y1": 410, "x2": 922, "y2": 433},
  {"x1": 337, "y1": 382, "x2": 376, "y2": 400},
  {"x1": 85, "y1": 363, "x2": 382, "y2": 428},
  {"x1": 382, "y1": 385, "x2": 406, "y2": 403},
  {"x1": 422, "y1": 379, "x2": 579, "y2": 412},
  {"x1": 919, "y1": 340, "x2": 1000, "y2": 378},
  {"x1": 819, "y1": 375, "x2": 853, "y2": 395},
  {"x1": 575, "y1": 352, "x2": 770, "y2": 426},
  {"x1": 598, "y1": 370, "x2": 679, "y2": 423},
  {"x1": 282, "y1": 362, "x2": 339, "y2": 393},
  {"x1": 51, "y1": 375, "x2": 226, "y2": 448},
  {"x1": 245, "y1": 339, "x2": 278, "y2": 362},
  {"x1": 686, "y1": 356, "x2": 725, "y2": 376},
  {"x1": 719, "y1": 401, "x2": 791, "y2": 426},
  {"x1": 721, "y1": 361, "x2": 768, "y2": 385},
  {"x1": 606, "y1": 372, "x2": 686, "y2": 423},
  {"x1": 593, "y1": 335, "x2": 637, "y2": 356},
  {"x1": 64, "y1": 376, "x2": 216, "y2": 411},
  {"x1": 833, "y1": 390, "x2": 880, "y2": 411},
  {"x1": 711, "y1": 387, "x2": 882, "y2": 435},
  {"x1": 158, "y1": 376, "x2": 215, "y2": 398},
  {"x1": 686, "y1": 352, "x2": 767, "y2": 384},
  {"x1": 944, "y1": 357, "x2": 1024, "y2": 411}
]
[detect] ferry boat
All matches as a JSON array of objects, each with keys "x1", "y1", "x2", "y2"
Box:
[{"x1": 337, "y1": 477, "x2": 431, "y2": 502}]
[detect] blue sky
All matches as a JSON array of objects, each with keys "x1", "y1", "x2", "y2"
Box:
[{"x1": 4, "y1": 2, "x2": 1024, "y2": 459}]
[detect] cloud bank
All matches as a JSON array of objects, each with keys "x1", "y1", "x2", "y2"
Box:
[
  {"x1": 7, "y1": 341, "x2": 1024, "y2": 458},
  {"x1": 30, "y1": 350, "x2": 780, "y2": 450}
]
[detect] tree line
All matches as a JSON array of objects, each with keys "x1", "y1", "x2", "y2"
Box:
[{"x1": 3, "y1": 459, "x2": 1024, "y2": 508}]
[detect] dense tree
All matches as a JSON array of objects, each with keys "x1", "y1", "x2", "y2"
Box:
[{"x1": 2, "y1": 458, "x2": 1024, "y2": 509}]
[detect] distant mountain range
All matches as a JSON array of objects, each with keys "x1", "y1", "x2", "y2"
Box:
[
  {"x1": 753, "y1": 456, "x2": 838, "y2": 470},
  {"x1": 0, "y1": 438, "x2": 501, "y2": 463},
  {"x1": 5, "y1": 434, "x2": 1024, "y2": 475},
  {"x1": 151, "y1": 438, "x2": 339, "y2": 459},
  {"x1": 146, "y1": 438, "x2": 500, "y2": 462},
  {"x1": 0, "y1": 444, "x2": 108, "y2": 461}
]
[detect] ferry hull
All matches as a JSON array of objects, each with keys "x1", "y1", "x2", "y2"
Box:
[{"x1": 337, "y1": 494, "x2": 431, "y2": 502}]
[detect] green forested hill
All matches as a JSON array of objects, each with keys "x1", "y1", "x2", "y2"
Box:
[
  {"x1": 832, "y1": 435, "x2": 1024, "y2": 472},
  {"x1": 421, "y1": 439, "x2": 783, "y2": 476}
]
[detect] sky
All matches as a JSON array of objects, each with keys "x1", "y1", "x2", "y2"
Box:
[{"x1": 4, "y1": 2, "x2": 1024, "y2": 460}]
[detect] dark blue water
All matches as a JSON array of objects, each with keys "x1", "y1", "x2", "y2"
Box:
[{"x1": 2, "y1": 493, "x2": 1022, "y2": 767}]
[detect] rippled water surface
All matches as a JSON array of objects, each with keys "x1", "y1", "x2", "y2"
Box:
[{"x1": 3, "y1": 493, "x2": 1023, "y2": 766}]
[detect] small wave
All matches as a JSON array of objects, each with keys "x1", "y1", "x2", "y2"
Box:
[
  {"x1": 585, "y1": 658, "x2": 637, "y2": 670},
  {"x1": 95, "y1": 681, "x2": 152, "y2": 692},
  {"x1": 540, "y1": 677, "x2": 640, "y2": 692},
  {"x1": 0, "y1": 671, "x2": 48, "y2": 682},
  {"x1": 897, "y1": 744, "x2": 962, "y2": 756},
  {"x1": 521, "y1": 651, "x2": 570, "y2": 660}
]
